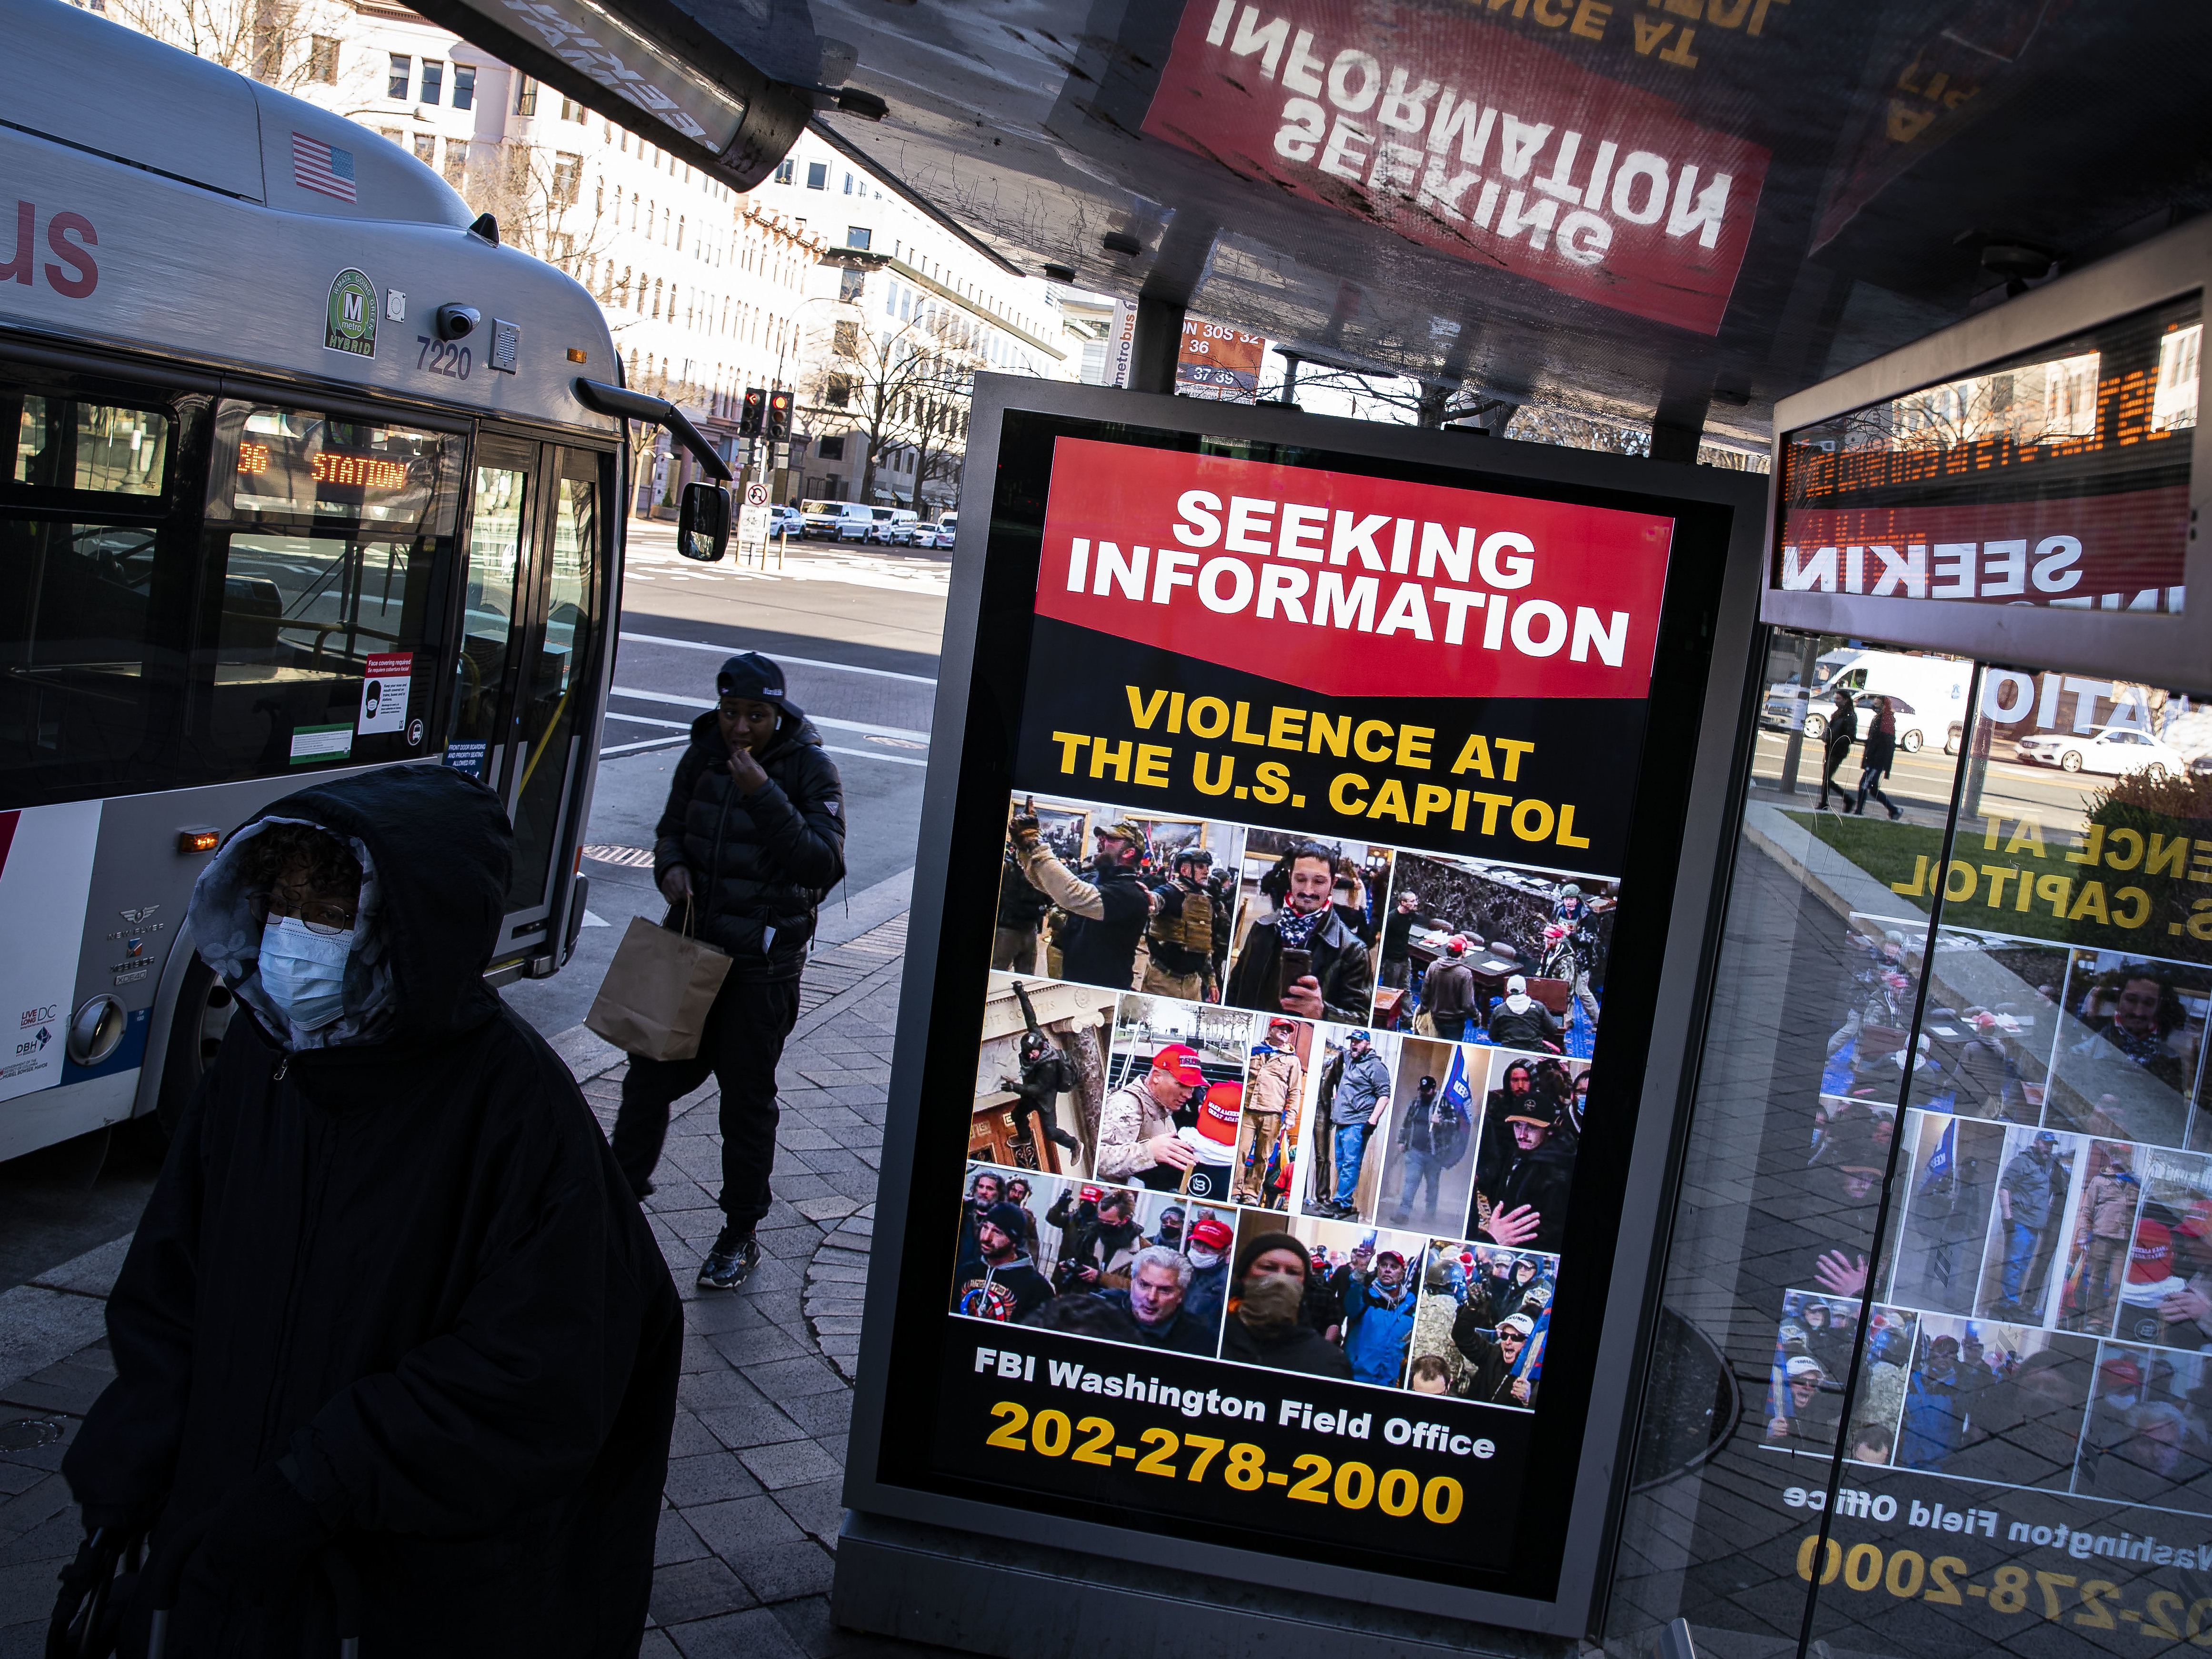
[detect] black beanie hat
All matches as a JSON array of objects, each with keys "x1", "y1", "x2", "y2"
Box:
[{"x1": 716, "y1": 651, "x2": 802, "y2": 720}]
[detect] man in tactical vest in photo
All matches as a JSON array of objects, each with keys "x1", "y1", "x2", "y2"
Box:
[
  {"x1": 1006, "y1": 808, "x2": 1155, "y2": 991},
  {"x1": 1144, "y1": 845, "x2": 1218, "y2": 1000}
]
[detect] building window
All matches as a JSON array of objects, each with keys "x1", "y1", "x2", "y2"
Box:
[
  {"x1": 826, "y1": 377, "x2": 852, "y2": 409},
  {"x1": 805, "y1": 161, "x2": 828, "y2": 190},
  {"x1": 820, "y1": 434, "x2": 845, "y2": 460},
  {"x1": 442, "y1": 140, "x2": 468, "y2": 187},
  {"x1": 308, "y1": 35, "x2": 337, "y2": 82},
  {"x1": 412, "y1": 133, "x2": 436, "y2": 164},
  {"x1": 380, "y1": 127, "x2": 404, "y2": 144},
  {"x1": 452, "y1": 64, "x2": 476, "y2": 110},
  {"x1": 514, "y1": 75, "x2": 536, "y2": 115},
  {"x1": 846, "y1": 227, "x2": 871, "y2": 251},
  {"x1": 419, "y1": 60, "x2": 442, "y2": 103},
  {"x1": 833, "y1": 321, "x2": 858, "y2": 355},
  {"x1": 677, "y1": 214, "x2": 685, "y2": 250},
  {"x1": 774, "y1": 158, "x2": 794, "y2": 185},
  {"x1": 839, "y1": 266, "x2": 865, "y2": 303},
  {"x1": 843, "y1": 172, "x2": 854, "y2": 195},
  {"x1": 387, "y1": 53, "x2": 410, "y2": 98},
  {"x1": 551, "y1": 152, "x2": 582, "y2": 205},
  {"x1": 559, "y1": 95, "x2": 584, "y2": 121}
]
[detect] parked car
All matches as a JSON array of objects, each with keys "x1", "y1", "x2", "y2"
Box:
[
  {"x1": 798, "y1": 498, "x2": 849, "y2": 539},
  {"x1": 838, "y1": 505, "x2": 894, "y2": 542},
  {"x1": 2014, "y1": 726, "x2": 2188, "y2": 777},
  {"x1": 924, "y1": 512, "x2": 958, "y2": 550},
  {"x1": 769, "y1": 505, "x2": 803, "y2": 538},
  {"x1": 869, "y1": 509, "x2": 921, "y2": 545}
]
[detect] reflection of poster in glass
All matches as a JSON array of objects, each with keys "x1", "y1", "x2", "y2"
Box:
[{"x1": 1139, "y1": 0, "x2": 1770, "y2": 334}]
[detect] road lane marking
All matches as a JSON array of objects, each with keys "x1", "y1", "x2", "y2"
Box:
[
  {"x1": 609, "y1": 686, "x2": 929, "y2": 742},
  {"x1": 619, "y1": 630, "x2": 937, "y2": 686}
]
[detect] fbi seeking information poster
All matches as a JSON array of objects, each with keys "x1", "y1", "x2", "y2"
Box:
[{"x1": 933, "y1": 431, "x2": 1676, "y2": 1573}]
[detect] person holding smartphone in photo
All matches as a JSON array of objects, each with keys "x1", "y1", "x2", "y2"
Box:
[{"x1": 1224, "y1": 843, "x2": 1373, "y2": 1023}]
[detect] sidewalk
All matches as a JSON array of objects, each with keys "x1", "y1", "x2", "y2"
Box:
[{"x1": 0, "y1": 914, "x2": 929, "y2": 1659}]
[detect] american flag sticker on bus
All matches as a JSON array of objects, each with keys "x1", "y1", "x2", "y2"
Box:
[{"x1": 292, "y1": 132, "x2": 358, "y2": 202}]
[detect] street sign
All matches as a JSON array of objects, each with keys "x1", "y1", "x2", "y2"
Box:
[{"x1": 737, "y1": 502, "x2": 770, "y2": 560}]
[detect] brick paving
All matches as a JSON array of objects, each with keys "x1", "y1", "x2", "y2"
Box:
[{"x1": 0, "y1": 915, "x2": 928, "y2": 1659}]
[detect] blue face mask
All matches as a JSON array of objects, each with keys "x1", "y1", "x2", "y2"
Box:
[{"x1": 258, "y1": 916, "x2": 354, "y2": 1031}]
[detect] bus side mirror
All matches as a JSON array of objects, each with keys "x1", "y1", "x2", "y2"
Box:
[{"x1": 678, "y1": 481, "x2": 731, "y2": 562}]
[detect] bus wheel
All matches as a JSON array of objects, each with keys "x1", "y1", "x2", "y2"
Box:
[{"x1": 155, "y1": 955, "x2": 236, "y2": 1139}]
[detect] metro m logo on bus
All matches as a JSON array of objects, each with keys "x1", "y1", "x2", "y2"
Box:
[
  {"x1": 1141, "y1": 0, "x2": 1770, "y2": 333},
  {"x1": 1023, "y1": 438, "x2": 1673, "y2": 868},
  {"x1": 325, "y1": 267, "x2": 378, "y2": 358}
]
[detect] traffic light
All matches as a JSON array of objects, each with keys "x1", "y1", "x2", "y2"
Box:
[
  {"x1": 738, "y1": 386, "x2": 767, "y2": 437},
  {"x1": 766, "y1": 389, "x2": 793, "y2": 441}
]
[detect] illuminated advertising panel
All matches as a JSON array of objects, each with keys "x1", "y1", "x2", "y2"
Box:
[
  {"x1": 1776, "y1": 301, "x2": 2200, "y2": 619},
  {"x1": 841, "y1": 380, "x2": 1769, "y2": 1635}
]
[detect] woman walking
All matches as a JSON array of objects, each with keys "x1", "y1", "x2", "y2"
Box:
[
  {"x1": 1853, "y1": 696, "x2": 1903, "y2": 820},
  {"x1": 1816, "y1": 687, "x2": 1857, "y2": 810}
]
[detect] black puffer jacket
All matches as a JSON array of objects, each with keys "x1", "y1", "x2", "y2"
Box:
[
  {"x1": 65, "y1": 766, "x2": 681, "y2": 1658},
  {"x1": 654, "y1": 710, "x2": 846, "y2": 978}
]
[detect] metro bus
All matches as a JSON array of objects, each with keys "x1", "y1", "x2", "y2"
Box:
[{"x1": 0, "y1": 0, "x2": 655, "y2": 1160}]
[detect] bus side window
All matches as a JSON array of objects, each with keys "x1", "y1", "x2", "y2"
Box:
[
  {"x1": 0, "y1": 380, "x2": 186, "y2": 803},
  {"x1": 200, "y1": 400, "x2": 461, "y2": 780}
]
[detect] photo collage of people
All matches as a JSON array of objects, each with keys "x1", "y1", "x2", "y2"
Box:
[
  {"x1": 950, "y1": 790, "x2": 1622, "y2": 1411},
  {"x1": 1766, "y1": 908, "x2": 2212, "y2": 1513}
]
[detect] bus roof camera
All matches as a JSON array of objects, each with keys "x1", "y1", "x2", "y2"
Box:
[{"x1": 435, "y1": 304, "x2": 480, "y2": 342}]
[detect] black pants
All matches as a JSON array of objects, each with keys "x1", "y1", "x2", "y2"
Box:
[
  {"x1": 611, "y1": 973, "x2": 801, "y2": 1228},
  {"x1": 1856, "y1": 766, "x2": 1898, "y2": 816},
  {"x1": 1817, "y1": 746, "x2": 1851, "y2": 805}
]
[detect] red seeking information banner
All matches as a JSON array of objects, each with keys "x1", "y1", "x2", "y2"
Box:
[
  {"x1": 1775, "y1": 488, "x2": 2190, "y2": 611},
  {"x1": 1034, "y1": 438, "x2": 1675, "y2": 700},
  {"x1": 1140, "y1": 0, "x2": 1770, "y2": 335}
]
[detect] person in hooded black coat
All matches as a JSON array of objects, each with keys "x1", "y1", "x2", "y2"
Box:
[
  {"x1": 60, "y1": 766, "x2": 680, "y2": 1659},
  {"x1": 611, "y1": 652, "x2": 845, "y2": 1290}
]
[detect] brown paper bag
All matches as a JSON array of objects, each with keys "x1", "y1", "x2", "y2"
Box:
[{"x1": 584, "y1": 904, "x2": 731, "y2": 1061}]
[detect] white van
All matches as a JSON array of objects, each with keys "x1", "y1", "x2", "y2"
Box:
[
  {"x1": 871, "y1": 508, "x2": 921, "y2": 545},
  {"x1": 799, "y1": 499, "x2": 881, "y2": 540},
  {"x1": 1764, "y1": 649, "x2": 1973, "y2": 754}
]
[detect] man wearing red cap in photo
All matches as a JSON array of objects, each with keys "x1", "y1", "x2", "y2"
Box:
[
  {"x1": 1181, "y1": 1212, "x2": 1236, "y2": 1328},
  {"x1": 1236, "y1": 1018, "x2": 1304, "y2": 1204},
  {"x1": 1095, "y1": 1043, "x2": 1206, "y2": 1184},
  {"x1": 1420, "y1": 937, "x2": 1477, "y2": 1042}
]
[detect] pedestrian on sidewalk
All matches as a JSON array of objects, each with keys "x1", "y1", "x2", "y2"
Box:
[
  {"x1": 60, "y1": 767, "x2": 681, "y2": 1656},
  {"x1": 1852, "y1": 696, "x2": 1904, "y2": 820},
  {"x1": 611, "y1": 651, "x2": 846, "y2": 1290}
]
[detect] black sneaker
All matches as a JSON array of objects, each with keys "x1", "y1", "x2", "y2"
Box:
[{"x1": 697, "y1": 1229, "x2": 759, "y2": 1291}]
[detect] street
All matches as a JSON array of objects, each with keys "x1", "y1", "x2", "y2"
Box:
[{"x1": 501, "y1": 522, "x2": 947, "y2": 1040}]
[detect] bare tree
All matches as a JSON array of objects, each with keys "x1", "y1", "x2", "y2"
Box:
[
  {"x1": 106, "y1": 0, "x2": 351, "y2": 91},
  {"x1": 459, "y1": 141, "x2": 614, "y2": 281},
  {"x1": 801, "y1": 304, "x2": 985, "y2": 506}
]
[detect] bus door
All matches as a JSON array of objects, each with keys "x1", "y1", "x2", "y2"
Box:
[{"x1": 449, "y1": 435, "x2": 611, "y2": 959}]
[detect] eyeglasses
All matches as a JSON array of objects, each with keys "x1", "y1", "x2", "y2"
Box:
[{"x1": 247, "y1": 889, "x2": 357, "y2": 934}]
